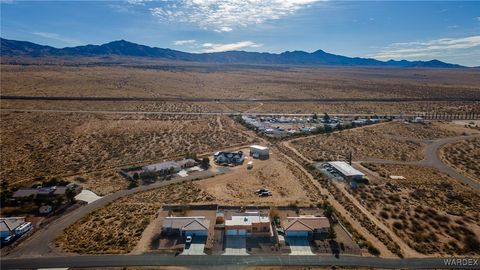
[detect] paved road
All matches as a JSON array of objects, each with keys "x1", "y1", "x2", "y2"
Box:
[
  {"x1": 2, "y1": 254, "x2": 479, "y2": 269},
  {"x1": 424, "y1": 135, "x2": 480, "y2": 189},
  {"x1": 4, "y1": 170, "x2": 216, "y2": 258}
]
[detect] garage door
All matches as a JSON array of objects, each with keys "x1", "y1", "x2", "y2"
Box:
[
  {"x1": 184, "y1": 230, "x2": 208, "y2": 237},
  {"x1": 286, "y1": 231, "x2": 308, "y2": 237}
]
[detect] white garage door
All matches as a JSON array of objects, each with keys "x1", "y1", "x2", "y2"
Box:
[{"x1": 286, "y1": 231, "x2": 308, "y2": 237}]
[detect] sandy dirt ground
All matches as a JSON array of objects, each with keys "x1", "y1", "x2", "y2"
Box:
[
  {"x1": 353, "y1": 163, "x2": 480, "y2": 256},
  {"x1": 196, "y1": 149, "x2": 313, "y2": 206},
  {"x1": 0, "y1": 112, "x2": 251, "y2": 194},
  {"x1": 440, "y1": 137, "x2": 480, "y2": 182},
  {"x1": 2, "y1": 64, "x2": 480, "y2": 100},
  {"x1": 55, "y1": 183, "x2": 215, "y2": 254}
]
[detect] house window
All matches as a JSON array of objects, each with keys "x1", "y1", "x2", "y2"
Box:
[{"x1": 252, "y1": 227, "x2": 257, "y2": 231}]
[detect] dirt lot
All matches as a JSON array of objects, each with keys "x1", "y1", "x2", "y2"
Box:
[
  {"x1": 2, "y1": 64, "x2": 480, "y2": 100},
  {"x1": 55, "y1": 183, "x2": 215, "y2": 254},
  {"x1": 291, "y1": 121, "x2": 468, "y2": 162},
  {"x1": 440, "y1": 137, "x2": 480, "y2": 182},
  {"x1": 0, "y1": 112, "x2": 251, "y2": 194},
  {"x1": 196, "y1": 149, "x2": 316, "y2": 205},
  {"x1": 353, "y1": 163, "x2": 480, "y2": 255}
]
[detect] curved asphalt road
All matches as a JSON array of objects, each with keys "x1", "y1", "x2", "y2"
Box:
[
  {"x1": 4, "y1": 171, "x2": 215, "y2": 258},
  {"x1": 424, "y1": 135, "x2": 480, "y2": 189},
  {"x1": 2, "y1": 254, "x2": 479, "y2": 269}
]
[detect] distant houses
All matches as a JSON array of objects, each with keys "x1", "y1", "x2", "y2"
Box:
[
  {"x1": 142, "y1": 159, "x2": 198, "y2": 176},
  {"x1": 214, "y1": 151, "x2": 245, "y2": 166},
  {"x1": 12, "y1": 183, "x2": 82, "y2": 199}
]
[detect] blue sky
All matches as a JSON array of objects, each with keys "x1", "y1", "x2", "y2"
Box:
[{"x1": 1, "y1": 0, "x2": 480, "y2": 66}]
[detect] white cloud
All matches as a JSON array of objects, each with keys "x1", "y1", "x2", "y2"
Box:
[
  {"x1": 200, "y1": 41, "x2": 262, "y2": 52},
  {"x1": 127, "y1": 0, "x2": 152, "y2": 5},
  {"x1": 150, "y1": 0, "x2": 323, "y2": 32},
  {"x1": 32, "y1": 32, "x2": 82, "y2": 46},
  {"x1": 173, "y1": 39, "x2": 197, "y2": 45},
  {"x1": 369, "y1": 35, "x2": 480, "y2": 60}
]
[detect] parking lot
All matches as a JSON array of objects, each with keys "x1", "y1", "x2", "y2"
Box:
[
  {"x1": 181, "y1": 237, "x2": 206, "y2": 255},
  {"x1": 287, "y1": 237, "x2": 314, "y2": 255},
  {"x1": 313, "y1": 162, "x2": 344, "y2": 181}
]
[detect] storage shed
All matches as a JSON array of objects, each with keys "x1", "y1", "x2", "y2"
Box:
[{"x1": 249, "y1": 145, "x2": 269, "y2": 160}]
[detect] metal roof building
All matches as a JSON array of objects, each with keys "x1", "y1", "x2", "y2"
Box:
[{"x1": 328, "y1": 161, "x2": 365, "y2": 180}]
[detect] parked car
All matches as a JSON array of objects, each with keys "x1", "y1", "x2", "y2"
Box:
[
  {"x1": 258, "y1": 191, "x2": 272, "y2": 197},
  {"x1": 255, "y1": 188, "x2": 268, "y2": 194}
]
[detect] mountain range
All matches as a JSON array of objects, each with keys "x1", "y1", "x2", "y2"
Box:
[{"x1": 0, "y1": 38, "x2": 463, "y2": 68}]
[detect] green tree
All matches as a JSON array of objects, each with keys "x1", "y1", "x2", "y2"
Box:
[
  {"x1": 323, "y1": 202, "x2": 333, "y2": 218},
  {"x1": 328, "y1": 226, "x2": 337, "y2": 239},
  {"x1": 323, "y1": 113, "x2": 330, "y2": 122},
  {"x1": 65, "y1": 188, "x2": 77, "y2": 204},
  {"x1": 201, "y1": 157, "x2": 210, "y2": 169},
  {"x1": 128, "y1": 179, "x2": 139, "y2": 189}
]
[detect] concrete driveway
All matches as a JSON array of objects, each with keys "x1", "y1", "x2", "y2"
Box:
[
  {"x1": 287, "y1": 237, "x2": 314, "y2": 255},
  {"x1": 181, "y1": 237, "x2": 206, "y2": 255},
  {"x1": 223, "y1": 236, "x2": 248, "y2": 255}
]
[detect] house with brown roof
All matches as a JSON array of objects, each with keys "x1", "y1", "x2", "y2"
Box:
[
  {"x1": 282, "y1": 215, "x2": 330, "y2": 237},
  {"x1": 162, "y1": 216, "x2": 209, "y2": 237}
]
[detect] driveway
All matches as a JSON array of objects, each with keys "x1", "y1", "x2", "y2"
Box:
[
  {"x1": 181, "y1": 237, "x2": 206, "y2": 255},
  {"x1": 224, "y1": 236, "x2": 248, "y2": 255},
  {"x1": 287, "y1": 237, "x2": 314, "y2": 255}
]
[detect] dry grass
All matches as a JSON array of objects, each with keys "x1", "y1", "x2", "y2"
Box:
[
  {"x1": 291, "y1": 122, "x2": 466, "y2": 162},
  {"x1": 441, "y1": 137, "x2": 480, "y2": 182},
  {"x1": 55, "y1": 183, "x2": 215, "y2": 254},
  {"x1": 353, "y1": 164, "x2": 480, "y2": 255},
  {"x1": 2, "y1": 64, "x2": 480, "y2": 100},
  {"x1": 0, "y1": 112, "x2": 251, "y2": 193},
  {"x1": 2, "y1": 99, "x2": 480, "y2": 115}
]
